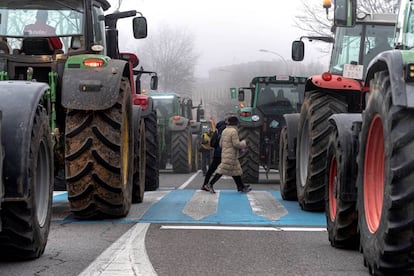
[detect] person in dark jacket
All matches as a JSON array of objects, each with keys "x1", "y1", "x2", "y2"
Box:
[
  {"x1": 204, "y1": 116, "x2": 251, "y2": 193},
  {"x1": 201, "y1": 119, "x2": 227, "y2": 191}
]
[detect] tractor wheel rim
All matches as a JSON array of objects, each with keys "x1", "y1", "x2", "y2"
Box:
[
  {"x1": 36, "y1": 140, "x2": 50, "y2": 227},
  {"x1": 329, "y1": 155, "x2": 337, "y2": 221},
  {"x1": 364, "y1": 114, "x2": 384, "y2": 233},
  {"x1": 299, "y1": 118, "x2": 309, "y2": 187}
]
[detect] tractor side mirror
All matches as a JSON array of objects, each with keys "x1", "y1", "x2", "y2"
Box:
[
  {"x1": 292, "y1": 40, "x2": 304, "y2": 61},
  {"x1": 133, "y1": 17, "x2": 148, "y2": 39},
  {"x1": 150, "y1": 75, "x2": 158, "y2": 90}
]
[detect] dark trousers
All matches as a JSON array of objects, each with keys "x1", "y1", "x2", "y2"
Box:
[
  {"x1": 201, "y1": 150, "x2": 212, "y2": 175},
  {"x1": 203, "y1": 157, "x2": 221, "y2": 186},
  {"x1": 208, "y1": 173, "x2": 245, "y2": 190}
]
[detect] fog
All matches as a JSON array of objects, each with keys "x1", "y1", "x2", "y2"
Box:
[{"x1": 107, "y1": 0, "x2": 330, "y2": 78}]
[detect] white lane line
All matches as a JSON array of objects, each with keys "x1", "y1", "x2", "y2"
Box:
[
  {"x1": 182, "y1": 190, "x2": 219, "y2": 220},
  {"x1": 160, "y1": 225, "x2": 326, "y2": 232},
  {"x1": 79, "y1": 223, "x2": 156, "y2": 276},
  {"x1": 178, "y1": 171, "x2": 200, "y2": 189}
]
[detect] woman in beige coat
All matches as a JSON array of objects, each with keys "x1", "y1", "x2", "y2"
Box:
[{"x1": 206, "y1": 116, "x2": 251, "y2": 193}]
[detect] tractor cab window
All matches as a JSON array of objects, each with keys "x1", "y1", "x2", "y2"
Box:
[
  {"x1": 402, "y1": 3, "x2": 414, "y2": 49},
  {"x1": 91, "y1": 4, "x2": 106, "y2": 53},
  {"x1": 363, "y1": 25, "x2": 394, "y2": 67},
  {"x1": 0, "y1": 1, "x2": 84, "y2": 53},
  {"x1": 330, "y1": 23, "x2": 395, "y2": 76},
  {"x1": 255, "y1": 83, "x2": 298, "y2": 113},
  {"x1": 330, "y1": 25, "x2": 362, "y2": 74},
  {"x1": 151, "y1": 95, "x2": 176, "y2": 118}
]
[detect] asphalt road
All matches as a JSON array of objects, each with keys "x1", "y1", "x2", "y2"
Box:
[{"x1": 0, "y1": 169, "x2": 369, "y2": 276}]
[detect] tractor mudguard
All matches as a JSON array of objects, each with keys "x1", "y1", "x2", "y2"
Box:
[
  {"x1": 283, "y1": 113, "x2": 300, "y2": 160},
  {"x1": 169, "y1": 117, "x2": 189, "y2": 132},
  {"x1": 61, "y1": 59, "x2": 127, "y2": 110},
  {"x1": 328, "y1": 113, "x2": 362, "y2": 201},
  {"x1": 0, "y1": 81, "x2": 49, "y2": 198},
  {"x1": 365, "y1": 50, "x2": 414, "y2": 108},
  {"x1": 140, "y1": 97, "x2": 154, "y2": 117},
  {"x1": 305, "y1": 73, "x2": 363, "y2": 92},
  {"x1": 238, "y1": 107, "x2": 264, "y2": 128}
]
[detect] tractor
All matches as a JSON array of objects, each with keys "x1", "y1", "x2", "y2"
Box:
[
  {"x1": 0, "y1": 0, "x2": 153, "y2": 259},
  {"x1": 133, "y1": 68, "x2": 159, "y2": 191},
  {"x1": 237, "y1": 75, "x2": 307, "y2": 183},
  {"x1": 146, "y1": 92, "x2": 201, "y2": 173},
  {"x1": 279, "y1": 3, "x2": 396, "y2": 213},
  {"x1": 322, "y1": 0, "x2": 414, "y2": 274}
]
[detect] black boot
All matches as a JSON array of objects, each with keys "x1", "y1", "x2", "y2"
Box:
[
  {"x1": 208, "y1": 184, "x2": 216, "y2": 194},
  {"x1": 239, "y1": 185, "x2": 251, "y2": 193},
  {"x1": 238, "y1": 184, "x2": 251, "y2": 192}
]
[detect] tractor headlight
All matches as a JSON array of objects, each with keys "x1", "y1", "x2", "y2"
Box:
[{"x1": 252, "y1": 115, "x2": 260, "y2": 122}]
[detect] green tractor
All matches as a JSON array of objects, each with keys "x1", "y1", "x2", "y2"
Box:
[
  {"x1": 147, "y1": 92, "x2": 201, "y2": 173},
  {"x1": 237, "y1": 76, "x2": 307, "y2": 183},
  {"x1": 0, "y1": 0, "x2": 152, "y2": 259}
]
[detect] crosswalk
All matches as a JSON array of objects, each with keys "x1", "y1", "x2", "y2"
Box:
[{"x1": 53, "y1": 189, "x2": 326, "y2": 227}]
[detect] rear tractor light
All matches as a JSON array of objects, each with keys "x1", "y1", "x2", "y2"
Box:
[
  {"x1": 322, "y1": 72, "x2": 332, "y2": 81},
  {"x1": 83, "y1": 58, "x2": 105, "y2": 68}
]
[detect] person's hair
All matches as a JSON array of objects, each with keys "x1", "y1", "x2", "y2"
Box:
[
  {"x1": 36, "y1": 10, "x2": 48, "y2": 21},
  {"x1": 227, "y1": 116, "x2": 239, "y2": 126}
]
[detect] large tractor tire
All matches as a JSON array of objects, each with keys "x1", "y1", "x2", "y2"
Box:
[
  {"x1": 144, "y1": 110, "x2": 159, "y2": 191},
  {"x1": 0, "y1": 107, "x2": 53, "y2": 259},
  {"x1": 296, "y1": 91, "x2": 347, "y2": 211},
  {"x1": 357, "y1": 71, "x2": 414, "y2": 274},
  {"x1": 65, "y1": 80, "x2": 133, "y2": 219},
  {"x1": 279, "y1": 126, "x2": 297, "y2": 200},
  {"x1": 239, "y1": 127, "x2": 260, "y2": 183},
  {"x1": 325, "y1": 121, "x2": 359, "y2": 249},
  {"x1": 171, "y1": 127, "x2": 192, "y2": 173},
  {"x1": 132, "y1": 109, "x2": 146, "y2": 204}
]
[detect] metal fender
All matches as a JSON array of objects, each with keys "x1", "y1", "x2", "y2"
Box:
[
  {"x1": 61, "y1": 59, "x2": 128, "y2": 110},
  {"x1": 133, "y1": 94, "x2": 154, "y2": 117},
  {"x1": 305, "y1": 73, "x2": 363, "y2": 92},
  {"x1": 283, "y1": 113, "x2": 300, "y2": 159},
  {"x1": 0, "y1": 81, "x2": 49, "y2": 198},
  {"x1": 365, "y1": 50, "x2": 414, "y2": 107},
  {"x1": 169, "y1": 117, "x2": 189, "y2": 132},
  {"x1": 328, "y1": 113, "x2": 362, "y2": 201},
  {"x1": 238, "y1": 107, "x2": 264, "y2": 128}
]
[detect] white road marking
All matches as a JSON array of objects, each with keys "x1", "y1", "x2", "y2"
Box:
[
  {"x1": 178, "y1": 171, "x2": 200, "y2": 189},
  {"x1": 182, "y1": 190, "x2": 219, "y2": 220},
  {"x1": 247, "y1": 191, "x2": 288, "y2": 221},
  {"x1": 160, "y1": 225, "x2": 327, "y2": 232},
  {"x1": 79, "y1": 223, "x2": 156, "y2": 276}
]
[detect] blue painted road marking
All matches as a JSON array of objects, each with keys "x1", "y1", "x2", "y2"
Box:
[{"x1": 53, "y1": 190, "x2": 326, "y2": 226}]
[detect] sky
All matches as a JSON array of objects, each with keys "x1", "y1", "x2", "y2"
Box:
[{"x1": 107, "y1": 0, "x2": 329, "y2": 78}]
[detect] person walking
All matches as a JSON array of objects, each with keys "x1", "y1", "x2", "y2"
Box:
[
  {"x1": 201, "y1": 119, "x2": 227, "y2": 191},
  {"x1": 205, "y1": 116, "x2": 251, "y2": 193},
  {"x1": 200, "y1": 128, "x2": 213, "y2": 176}
]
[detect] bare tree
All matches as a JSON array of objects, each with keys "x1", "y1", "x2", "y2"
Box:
[
  {"x1": 137, "y1": 25, "x2": 199, "y2": 97},
  {"x1": 359, "y1": 0, "x2": 399, "y2": 13},
  {"x1": 293, "y1": 0, "x2": 399, "y2": 37}
]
